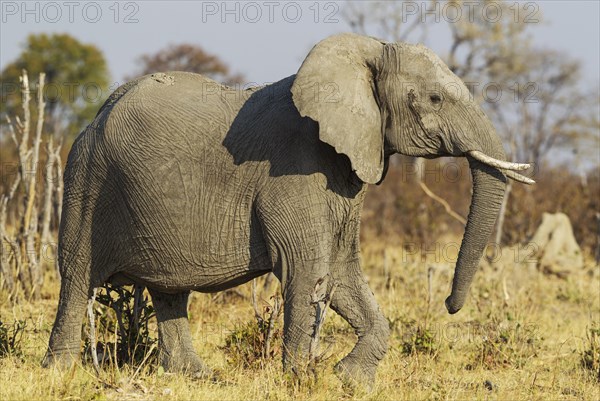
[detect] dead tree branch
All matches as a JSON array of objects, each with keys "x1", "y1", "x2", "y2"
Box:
[
  {"x1": 1, "y1": 70, "x2": 61, "y2": 300},
  {"x1": 418, "y1": 181, "x2": 467, "y2": 226}
]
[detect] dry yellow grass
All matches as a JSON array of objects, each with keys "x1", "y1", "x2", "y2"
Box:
[{"x1": 1, "y1": 240, "x2": 599, "y2": 401}]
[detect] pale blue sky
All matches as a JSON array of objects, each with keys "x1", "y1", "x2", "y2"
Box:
[{"x1": 1, "y1": 1, "x2": 599, "y2": 87}]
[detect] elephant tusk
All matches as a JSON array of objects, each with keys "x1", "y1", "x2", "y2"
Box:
[
  {"x1": 468, "y1": 150, "x2": 531, "y2": 171},
  {"x1": 504, "y1": 170, "x2": 536, "y2": 185}
]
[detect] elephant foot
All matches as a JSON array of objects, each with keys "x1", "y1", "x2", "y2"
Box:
[
  {"x1": 334, "y1": 356, "x2": 376, "y2": 391},
  {"x1": 41, "y1": 349, "x2": 79, "y2": 369},
  {"x1": 161, "y1": 351, "x2": 213, "y2": 380}
]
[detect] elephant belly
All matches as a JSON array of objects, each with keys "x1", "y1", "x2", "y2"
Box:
[
  {"x1": 122, "y1": 249, "x2": 272, "y2": 293},
  {"x1": 112, "y1": 221, "x2": 273, "y2": 293},
  {"x1": 105, "y1": 162, "x2": 272, "y2": 292},
  {"x1": 109, "y1": 255, "x2": 272, "y2": 293}
]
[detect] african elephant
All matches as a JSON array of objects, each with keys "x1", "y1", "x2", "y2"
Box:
[{"x1": 44, "y1": 33, "x2": 533, "y2": 384}]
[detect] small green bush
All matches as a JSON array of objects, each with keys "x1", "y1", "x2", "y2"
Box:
[
  {"x1": 0, "y1": 319, "x2": 26, "y2": 357},
  {"x1": 401, "y1": 326, "x2": 437, "y2": 356},
  {"x1": 222, "y1": 300, "x2": 282, "y2": 368},
  {"x1": 84, "y1": 284, "x2": 158, "y2": 368},
  {"x1": 581, "y1": 325, "x2": 600, "y2": 382}
]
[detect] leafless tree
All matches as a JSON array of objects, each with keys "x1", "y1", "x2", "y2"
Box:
[{"x1": 1, "y1": 70, "x2": 64, "y2": 300}]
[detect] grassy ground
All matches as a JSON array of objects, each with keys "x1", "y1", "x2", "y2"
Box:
[{"x1": 1, "y1": 241, "x2": 599, "y2": 401}]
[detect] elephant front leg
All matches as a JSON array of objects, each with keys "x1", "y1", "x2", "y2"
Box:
[
  {"x1": 148, "y1": 290, "x2": 211, "y2": 378},
  {"x1": 280, "y1": 261, "x2": 329, "y2": 378},
  {"x1": 330, "y1": 262, "x2": 390, "y2": 387}
]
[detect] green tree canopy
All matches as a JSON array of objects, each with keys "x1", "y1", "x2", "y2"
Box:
[{"x1": 1, "y1": 33, "x2": 110, "y2": 138}]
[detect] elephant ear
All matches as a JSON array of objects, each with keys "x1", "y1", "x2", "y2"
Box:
[{"x1": 291, "y1": 33, "x2": 385, "y2": 184}]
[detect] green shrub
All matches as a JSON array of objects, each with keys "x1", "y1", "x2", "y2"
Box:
[
  {"x1": 581, "y1": 325, "x2": 600, "y2": 382},
  {"x1": 0, "y1": 319, "x2": 26, "y2": 358},
  {"x1": 84, "y1": 285, "x2": 158, "y2": 368},
  {"x1": 401, "y1": 325, "x2": 437, "y2": 356},
  {"x1": 222, "y1": 300, "x2": 282, "y2": 369}
]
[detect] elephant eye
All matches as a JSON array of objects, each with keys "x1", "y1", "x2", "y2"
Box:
[{"x1": 430, "y1": 94, "x2": 442, "y2": 104}]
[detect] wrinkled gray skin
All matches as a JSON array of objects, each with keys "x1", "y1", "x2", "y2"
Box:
[{"x1": 44, "y1": 34, "x2": 514, "y2": 384}]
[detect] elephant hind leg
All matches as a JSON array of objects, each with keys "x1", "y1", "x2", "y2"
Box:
[
  {"x1": 330, "y1": 262, "x2": 390, "y2": 386},
  {"x1": 43, "y1": 246, "x2": 94, "y2": 368},
  {"x1": 148, "y1": 290, "x2": 211, "y2": 378},
  {"x1": 44, "y1": 201, "x2": 97, "y2": 367}
]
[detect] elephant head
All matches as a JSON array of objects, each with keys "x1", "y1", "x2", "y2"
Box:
[{"x1": 291, "y1": 33, "x2": 533, "y2": 314}]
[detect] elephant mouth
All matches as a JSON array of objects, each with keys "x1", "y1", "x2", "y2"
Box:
[{"x1": 466, "y1": 150, "x2": 535, "y2": 185}]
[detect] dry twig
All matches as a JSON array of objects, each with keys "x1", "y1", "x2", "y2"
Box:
[
  {"x1": 418, "y1": 181, "x2": 467, "y2": 225},
  {"x1": 87, "y1": 288, "x2": 100, "y2": 373}
]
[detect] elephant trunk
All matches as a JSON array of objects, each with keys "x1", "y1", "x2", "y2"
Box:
[{"x1": 445, "y1": 146, "x2": 507, "y2": 314}]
